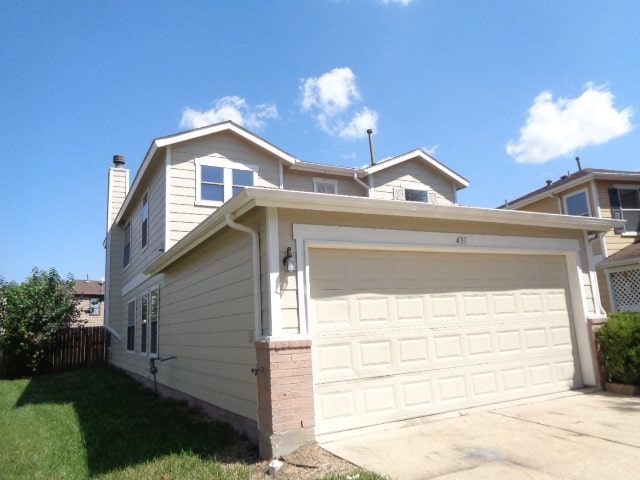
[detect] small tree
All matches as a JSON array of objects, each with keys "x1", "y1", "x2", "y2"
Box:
[{"x1": 0, "y1": 268, "x2": 81, "y2": 377}]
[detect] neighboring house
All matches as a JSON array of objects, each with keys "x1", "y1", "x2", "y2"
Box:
[
  {"x1": 74, "y1": 280, "x2": 104, "y2": 326},
  {"x1": 104, "y1": 121, "x2": 618, "y2": 457},
  {"x1": 501, "y1": 167, "x2": 640, "y2": 313}
]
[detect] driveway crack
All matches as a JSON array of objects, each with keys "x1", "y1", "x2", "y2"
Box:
[{"x1": 491, "y1": 411, "x2": 640, "y2": 450}]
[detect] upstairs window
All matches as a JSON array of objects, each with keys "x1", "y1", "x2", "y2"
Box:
[
  {"x1": 141, "y1": 191, "x2": 149, "y2": 249},
  {"x1": 564, "y1": 190, "x2": 590, "y2": 217},
  {"x1": 89, "y1": 298, "x2": 101, "y2": 316},
  {"x1": 313, "y1": 178, "x2": 338, "y2": 194},
  {"x1": 196, "y1": 158, "x2": 257, "y2": 206},
  {"x1": 123, "y1": 221, "x2": 131, "y2": 268},
  {"x1": 610, "y1": 187, "x2": 640, "y2": 235},
  {"x1": 404, "y1": 188, "x2": 436, "y2": 203}
]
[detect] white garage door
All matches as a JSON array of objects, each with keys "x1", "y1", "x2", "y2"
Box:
[{"x1": 309, "y1": 249, "x2": 582, "y2": 436}]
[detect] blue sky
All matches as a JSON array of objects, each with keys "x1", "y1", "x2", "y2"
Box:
[{"x1": 1, "y1": 1, "x2": 639, "y2": 283}]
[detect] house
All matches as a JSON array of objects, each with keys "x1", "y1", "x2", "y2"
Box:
[
  {"x1": 74, "y1": 279, "x2": 104, "y2": 326},
  {"x1": 501, "y1": 166, "x2": 640, "y2": 313},
  {"x1": 104, "y1": 122, "x2": 619, "y2": 457}
]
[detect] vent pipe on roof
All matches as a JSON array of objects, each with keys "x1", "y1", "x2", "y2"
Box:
[
  {"x1": 366, "y1": 129, "x2": 375, "y2": 166},
  {"x1": 546, "y1": 179, "x2": 553, "y2": 187},
  {"x1": 113, "y1": 155, "x2": 126, "y2": 168},
  {"x1": 576, "y1": 156, "x2": 582, "y2": 171}
]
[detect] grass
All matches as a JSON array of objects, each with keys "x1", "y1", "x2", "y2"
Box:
[{"x1": 0, "y1": 366, "x2": 385, "y2": 480}]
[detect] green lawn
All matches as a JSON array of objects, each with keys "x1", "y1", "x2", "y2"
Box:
[{"x1": 0, "y1": 367, "x2": 384, "y2": 480}]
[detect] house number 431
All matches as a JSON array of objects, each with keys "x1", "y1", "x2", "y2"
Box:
[{"x1": 455, "y1": 236, "x2": 468, "y2": 246}]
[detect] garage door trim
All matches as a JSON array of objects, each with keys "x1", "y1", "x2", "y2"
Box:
[{"x1": 292, "y1": 224, "x2": 595, "y2": 387}]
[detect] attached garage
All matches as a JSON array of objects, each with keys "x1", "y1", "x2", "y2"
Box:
[{"x1": 309, "y1": 248, "x2": 581, "y2": 436}]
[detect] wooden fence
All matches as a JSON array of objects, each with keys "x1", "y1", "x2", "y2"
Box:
[{"x1": 0, "y1": 326, "x2": 110, "y2": 377}]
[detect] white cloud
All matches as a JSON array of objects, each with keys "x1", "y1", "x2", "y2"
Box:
[
  {"x1": 301, "y1": 67, "x2": 360, "y2": 116},
  {"x1": 179, "y1": 96, "x2": 278, "y2": 130},
  {"x1": 506, "y1": 84, "x2": 633, "y2": 164},
  {"x1": 300, "y1": 67, "x2": 378, "y2": 139},
  {"x1": 338, "y1": 108, "x2": 379, "y2": 139}
]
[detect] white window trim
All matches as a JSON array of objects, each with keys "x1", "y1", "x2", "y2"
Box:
[
  {"x1": 313, "y1": 177, "x2": 339, "y2": 194},
  {"x1": 563, "y1": 188, "x2": 591, "y2": 217},
  {"x1": 126, "y1": 299, "x2": 136, "y2": 354},
  {"x1": 194, "y1": 156, "x2": 258, "y2": 207},
  {"x1": 613, "y1": 184, "x2": 640, "y2": 236}
]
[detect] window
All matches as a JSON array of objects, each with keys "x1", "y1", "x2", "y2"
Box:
[
  {"x1": 313, "y1": 178, "x2": 338, "y2": 194},
  {"x1": 141, "y1": 191, "x2": 149, "y2": 249},
  {"x1": 140, "y1": 294, "x2": 148, "y2": 354},
  {"x1": 404, "y1": 188, "x2": 436, "y2": 203},
  {"x1": 123, "y1": 221, "x2": 131, "y2": 268},
  {"x1": 609, "y1": 187, "x2": 640, "y2": 234},
  {"x1": 126, "y1": 300, "x2": 136, "y2": 352},
  {"x1": 196, "y1": 158, "x2": 257, "y2": 206},
  {"x1": 201, "y1": 166, "x2": 224, "y2": 202},
  {"x1": 565, "y1": 190, "x2": 590, "y2": 216},
  {"x1": 149, "y1": 288, "x2": 159, "y2": 356},
  {"x1": 89, "y1": 298, "x2": 101, "y2": 316}
]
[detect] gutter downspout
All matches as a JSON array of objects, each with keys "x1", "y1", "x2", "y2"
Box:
[
  {"x1": 353, "y1": 173, "x2": 370, "y2": 196},
  {"x1": 549, "y1": 192, "x2": 562, "y2": 214},
  {"x1": 225, "y1": 213, "x2": 262, "y2": 341}
]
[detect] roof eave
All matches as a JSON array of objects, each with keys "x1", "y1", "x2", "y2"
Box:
[{"x1": 145, "y1": 188, "x2": 620, "y2": 274}]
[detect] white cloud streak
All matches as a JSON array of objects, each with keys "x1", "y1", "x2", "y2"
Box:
[
  {"x1": 506, "y1": 84, "x2": 633, "y2": 164},
  {"x1": 179, "y1": 96, "x2": 278, "y2": 130},
  {"x1": 381, "y1": 0, "x2": 415, "y2": 5},
  {"x1": 300, "y1": 67, "x2": 378, "y2": 139}
]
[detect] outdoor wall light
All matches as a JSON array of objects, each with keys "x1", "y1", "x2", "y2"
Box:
[{"x1": 283, "y1": 247, "x2": 296, "y2": 272}]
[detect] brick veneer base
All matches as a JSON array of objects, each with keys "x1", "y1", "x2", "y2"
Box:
[{"x1": 255, "y1": 339, "x2": 315, "y2": 458}]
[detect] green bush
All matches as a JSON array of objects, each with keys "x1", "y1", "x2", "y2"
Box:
[{"x1": 596, "y1": 312, "x2": 640, "y2": 385}]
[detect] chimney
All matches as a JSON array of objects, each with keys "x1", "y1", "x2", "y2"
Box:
[
  {"x1": 575, "y1": 156, "x2": 582, "y2": 171},
  {"x1": 106, "y1": 154, "x2": 130, "y2": 233},
  {"x1": 367, "y1": 129, "x2": 375, "y2": 166},
  {"x1": 113, "y1": 154, "x2": 126, "y2": 168}
]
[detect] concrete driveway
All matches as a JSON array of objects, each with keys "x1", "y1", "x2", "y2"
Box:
[{"x1": 322, "y1": 390, "x2": 640, "y2": 479}]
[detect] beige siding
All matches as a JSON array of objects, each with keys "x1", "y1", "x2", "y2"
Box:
[
  {"x1": 518, "y1": 196, "x2": 561, "y2": 214},
  {"x1": 121, "y1": 159, "x2": 166, "y2": 286},
  {"x1": 370, "y1": 159, "x2": 456, "y2": 204},
  {"x1": 159, "y1": 226, "x2": 258, "y2": 420},
  {"x1": 283, "y1": 169, "x2": 366, "y2": 197},
  {"x1": 168, "y1": 131, "x2": 282, "y2": 247},
  {"x1": 76, "y1": 296, "x2": 104, "y2": 326}
]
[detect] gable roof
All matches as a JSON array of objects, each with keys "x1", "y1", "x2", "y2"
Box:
[
  {"x1": 362, "y1": 149, "x2": 469, "y2": 189},
  {"x1": 74, "y1": 280, "x2": 104, "y2": 296},
  {"x1": 116, "y1": 121, "x2": 301, "y2": 223},
  {"x1": 501, "y1": 168, "x2": 640, "y2": 210}
]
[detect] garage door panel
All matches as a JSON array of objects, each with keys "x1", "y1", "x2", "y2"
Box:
[{"x1": 310, "y1": 249, "x2": 581, "y2": 436}]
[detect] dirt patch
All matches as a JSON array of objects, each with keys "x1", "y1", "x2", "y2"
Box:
[{"x1": 249, "y1": 442, "x2": 357, "y2": 479}]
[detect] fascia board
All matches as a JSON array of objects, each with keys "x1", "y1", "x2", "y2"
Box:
[
  {"x1": 146, "y1": 188, "x2": 621, "y2": 274},
  {"x1": 599, "y1": 258, "x2": 640, "y2": 271},
  {"x1": 363, "y1": 150, "x2": 469, "y2": 188},
  {"x1": 244, "y1": 188, "x2": 619, "y2": 232},
  {"x1": 115, "y1": 142, "x2": 157, "y2": 224}
]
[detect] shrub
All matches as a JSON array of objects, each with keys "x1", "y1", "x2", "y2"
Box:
[
  {"x1": 0, "y1": 268, "x2": 80, "y2": 378},
  {"x1": 596, "y1": 312, "x2": 640, "y2": 385}
]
